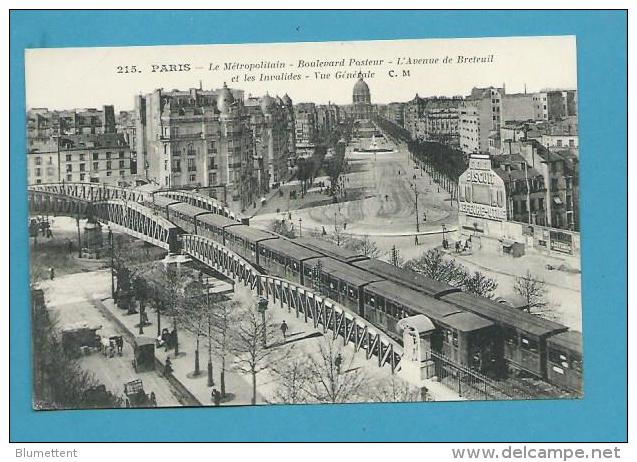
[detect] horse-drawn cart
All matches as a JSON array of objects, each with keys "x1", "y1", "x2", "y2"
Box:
[{"x1": 123, "y1": 379, "x2": 156, "y2": 407}]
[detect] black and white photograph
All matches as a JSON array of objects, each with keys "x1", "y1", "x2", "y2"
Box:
[{"x1": 25, "y1": 35, "x2": 583, "y2": 410}]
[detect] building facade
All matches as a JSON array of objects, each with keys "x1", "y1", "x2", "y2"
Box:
[
  {"x1": 27, "y1": 133, "x2": 132, "y2": 185},
  {"x1": 134, "y1": 84, "x2": 257, "y2": 210}
]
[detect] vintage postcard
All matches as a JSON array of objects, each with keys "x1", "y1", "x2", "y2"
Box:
[{"x1": 25, "y1": 35, "x2": 582, "y2": 410}]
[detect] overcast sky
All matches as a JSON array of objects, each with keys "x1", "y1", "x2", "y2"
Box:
[{"x1": 25, "y1": 35, "x2": 577, "y2": 111}]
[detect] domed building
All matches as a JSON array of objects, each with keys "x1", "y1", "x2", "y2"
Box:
[{"x1": 352, "y1": 74, "x2": 373, "y2": 122}]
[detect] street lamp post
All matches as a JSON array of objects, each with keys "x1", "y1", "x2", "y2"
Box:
[
  {"x1": 257, "y1": 298, "x2": 269, "y2": 348},
  {"x1": 298, "y1": 217, "x2": 302, "y2": 237},
  {"x1": 108, "y1": 226, "x2": 114, "y2": 298},
  {"x1": 441, "y1": 223, "x2": 447, "y2": 248},
  {"x1": 412, "y1": 183, "x2": 420, "y2": 233},
  {"x1": 205, "y1": 276, "x2": 214, "y2": 387}
]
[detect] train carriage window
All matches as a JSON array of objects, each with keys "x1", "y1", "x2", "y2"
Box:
[
  {"x1": 293, "y1": 262, "x2": 299, "y2": 271},
  {"x1": 348, "y1": 287, "x2": 356, "y2": 298},
  {"x1": 572, "y1": 357, "x2": 582, "y2": 373},
  {"x1": 444, "y1": 329, "x2": 453, "y2": 344},
  {"x1": 369, "y1": 296, "x2": 376, "y2": 308},
  {"x1": 342, "y1": 284, "x2": 348, "y2": 294},
  {"x1": 386, "y1": 302, "x2": 397, "y2": 316},
  {"x1": 549, "y1": 348, "x2": 568, "y2": 365},
  {"x1": 376, "y1": 297, "x2": 386, "y2": 313},
  {"x1": 504, "y1": 328, "x2": 518, "y2": 345},
  {"x1": 452, "y1": 330, "x2": 459, "y2": 347},
  {"x1": 520, "y1": 336, "x2": 538, "y2": 353}
]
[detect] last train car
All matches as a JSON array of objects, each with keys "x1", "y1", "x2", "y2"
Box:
[
  {"x1": 546, "y1": 330, "x2": 583, "y2": 393},
  {"x1": 258, "y1": 238, "x2": 322, "y2": 285},
  {"x1": 363, "y1": 280, "x2": 498, "y2": 371},
  {"x1": 440, "y1": 291, "x2": 568, "y2": 378}
]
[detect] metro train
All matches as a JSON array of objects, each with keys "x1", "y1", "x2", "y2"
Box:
[{"x1": 147, "y1": 193, "x2": 582, "y2": 393}]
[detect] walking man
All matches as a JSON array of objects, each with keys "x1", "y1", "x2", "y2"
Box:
[
  {"x1": 280, "y1": 320, "x2": 288, "y2": 340},
  {"x1": 49, "y1": 267, "x2": 55, "y2": 280}
]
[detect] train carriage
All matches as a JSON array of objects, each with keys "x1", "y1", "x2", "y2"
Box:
[
  {"x1": 224, "y1": 225, "x2": 278, "y2": 267},
  {"x1": 149, "y1": 195, "x2": 180, "y2": 220},
  {"x1": 302, "y1": 257, "x2": 383, "y2": 315},
  {"x1": 440, "y1": 292, "x2": 568, "y2": 378},
  {"x1": 167, "y1": 202, "x2": 212, "y2": 235},
  {"x1": 197, "y1": 212, "x2": 240, "y2": 245},
  {"x1": 258, "y1": 238, "x2": 322, "y2": 285},
  {"x1": 295, "y1": 238, "x2": 369, "y2": 263},
  {"x1": 353, "y1": 258, "x2": 460, "y2": 298},
  {"x1": 363, "y1": 280, "x2": 497, "y2": 371},
  {"x1": 546, "y1": 330, "x2": 583, "y2": 393}
]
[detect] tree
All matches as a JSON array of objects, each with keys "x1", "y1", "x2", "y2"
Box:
[
  {"x1": 461, "y1": 271, "x2": 498, "y2": 299},
  {"x1": 210, "y1": 299, "x2": 240, "y2": 396},
  {"x1": 513, "y1": 270, "x2": 549, "y2": 315},
  {"x1": 32, "y1": 309, "x2": 122, "y2": 410},
  {"x1": 345, "y1": 235, "x2": 383, "y2": 259},
  {"x1": 269, "y1": 348, "x2": 311, "y2": 404},
  {"x1": 269, "y1": 218, "x2": 296, "y2": 238},
  {"x1": 370, "y1": 374, "x2": 422, "y2": 403},
  {"x1": 303, "y1": 337, "x2": 368, "y2": 404},
  {"x1": 151, "y1": 263, "x2": 193, "y2": 357},
  {"x1": 179, "y1": 277, "x2": 210, "y2": 376},
  {"x1": 405, "y1": 249, "x2": 465, "y2": 286},
  {"x1": 230, "y1": 306, "x2": 281, "y2": 405}
]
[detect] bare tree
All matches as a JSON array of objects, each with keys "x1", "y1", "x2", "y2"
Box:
[
  {"x1": 345, "y1": 235, "x2": 383, "y2": 259},
  {"x1": 230, "y1": 306, "x2": 281, "y2": 405},
  {"x1": 514, "y1": 270, "x2": 549, "y2": 315},
  {"x1": 405, "y1": 248, "x2": 465, "y2": 286},
  {"x1": 269, "y1": 348, "x2": 311, "y2": 404},
  {"x1": 390, "y1": 245, "x2": 404, "y2": 267},
  {"x1": 303, "y1": 337, "x2": 368, "y2": 404},
  {"x1": 461, "y1": 271, "x2": 499, "y2": 299},
  {"x1": 210, "y1": 299, "x2": 240, "y2": 397},
  {"x1": 370, "y1": 374, "x2": 422, "y2": 403},
  {"x1": 179, "y1": 277, "x2": 210, "y2": 376}
]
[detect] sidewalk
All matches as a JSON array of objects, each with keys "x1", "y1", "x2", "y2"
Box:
[{"x1": 95, "y1": 272, "x2": 463, "y2": 404}]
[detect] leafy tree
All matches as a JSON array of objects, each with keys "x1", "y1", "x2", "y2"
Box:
[
  {"x1": 461, "y1": 271, "x2": 499, "y2": 299},
  {"x1": 269, "y1": 218, "x2": 296, "y2": 238},
  {"x1": 405, "y1": 248, "x2": 465, "y2": 286}
]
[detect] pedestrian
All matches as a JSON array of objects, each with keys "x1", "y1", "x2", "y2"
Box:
[
  {"x1": 280, "y1": 320, "x2": 288, "y2": 340},
  {"x1": 343, "y1": 222, "x2": 347, "y2": 230},
  {"x1": 164, "y1": 357, "x2": 173, "y2": 375},
  {"x1": 322, "y1": 226, "x2": 327, "y2": 236},
  {"x1": 150, "y1": 391, "x2": 157, "y2": 407},
  {"x1": 414, "y1": 235, "x2": 419, "y2": 246},
  {"x1": 455, "y1": 241, "x2": 461, "y2": 253},
  {"x1": 49, "y1": 267, "x2": 55, "y2": 280},
  {"x1": 213, "y1": 388, "x2": 221, "y2": 406},
  {"x1": 335, "y1": 353, "x2": 343, "y2": 374},
  {"x1": 288, "y1": 212, "x2": 292, "y2": 220},
  {"x1": 67, "y1": 239, "x2": 73, "y2": 254}
]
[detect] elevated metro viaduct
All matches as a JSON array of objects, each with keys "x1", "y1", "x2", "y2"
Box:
[{"x1": 27, "y1": 182, "x2": 405, "y2": 374}]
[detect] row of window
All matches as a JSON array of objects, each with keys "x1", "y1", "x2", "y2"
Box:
[
  {"x1": 548, "y1": 349, "x2": 583, "y2": 373},
  {"x1": 63, "y1": 160, "x2": 127, "y2": 172}
]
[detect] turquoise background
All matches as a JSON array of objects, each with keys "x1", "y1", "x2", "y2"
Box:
[{"x1": 9, "y1": 10, "x2": 627, "y2": 442}]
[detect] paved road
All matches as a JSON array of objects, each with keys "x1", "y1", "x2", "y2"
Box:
[{"x1": 39, "y1": 272, "x2": 182, "y2": 407}]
